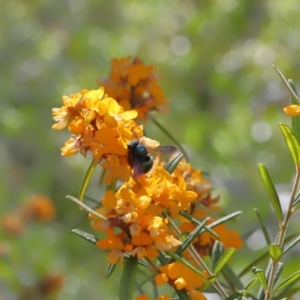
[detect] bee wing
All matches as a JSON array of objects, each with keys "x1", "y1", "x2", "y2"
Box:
[
  {"x1": 133, "y1": 158, "x2": 144, "y2": 179},
  {"x1": 154, "y1": 145, "x2": 178, "y2": 155}
]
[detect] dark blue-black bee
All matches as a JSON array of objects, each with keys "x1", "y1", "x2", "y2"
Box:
[
  {"x1": 127, "y1": 137, "x2": 178, "y2": 180},
  {"x1": 127, "y1": 140, "x2": 153, "y2": 179}
]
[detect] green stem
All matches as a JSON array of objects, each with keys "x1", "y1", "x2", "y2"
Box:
[{"x1": 264, "y1": 167, "x2": 300, "y2": 300}]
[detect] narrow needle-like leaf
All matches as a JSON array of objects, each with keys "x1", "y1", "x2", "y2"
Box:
[
  {"x1": 283, "y1": 236, "x2": 300, "y2": 255},
  {"x1": 258, "y1": 164, "x2": 283, "y2": 221},
  {"x1": 106, "y1": 264, "x2": 116, "y2": 278},
  {"x1": 254, "y1": 208, "x2": 271, "y2": 245},
  {"x1": 279, "y1": 123, "x2": 300, "y2": 166},
  {"x1": 175, "y1": 218, "x2": 209, "y2": 256},
  {"x1": 78, "y1": 160, "x2": 97, "y2": 203},
  {"x1": 212, "y1": 241, "x2": 224, "y2": 271},
  {"x1": 213, "y1": 248, "x2": 235, "y2": 275},
  {"x1": 165, "y1": 152, "x2": 184, "y2": 174},
  {"x1": 71, "y1": 229, "x2": 98, "y2": 244},
  {"x1": 273, "y1": 271, "x2": 300, "y2": 293},
  {"x1": 252, "y1": 268, "x2": 268, "y2": 290},
  {"x1": 66, "y1": 195, "x2": 107, "y2": 221}
]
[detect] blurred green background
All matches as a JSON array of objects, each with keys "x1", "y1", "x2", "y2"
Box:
[{"x1": 1, "y1": 0, "x2": 300, "y2": 299}]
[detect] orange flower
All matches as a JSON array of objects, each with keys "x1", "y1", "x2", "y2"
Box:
[
  {"x1": 22, "y1": 195, "x2": 55, "y2": 222},
  {"x1": 283, "y1": 104, "x2": 300, "y2": 117},
  {"x1": 97, "y1": 56, "x2": 169, "y2": 120},
  {"x1": 155, "y1": 262, "x2": 207, "y2": 300}
]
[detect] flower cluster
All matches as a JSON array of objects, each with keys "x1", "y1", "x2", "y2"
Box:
[
  {"x1": 52, "y1": 87, "x2": 144, "y2": 183},
  {"x1": 97, "y1": 56, "x2": 169, "y2": 120},
  {"x1": 52, "y1": 59, "x2": 244, "y2": 300},
  {"x1": 90, "y1": 166, "x2": 197, "y2": 265}
]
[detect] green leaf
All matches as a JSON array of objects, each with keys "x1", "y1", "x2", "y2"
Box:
[
  {"x1": 288, "y1": 79, "x2": 300, "y2": 144},
  {"x1": 175, "y1": 289, "x2": 191, "y2": 300},
  {"x1": 287, "y1": 79, "x2": 299, "y2": 103},
  {"x1": 180, "y1": 210, "x2": 242, "y2": 234},
  {"x1": 106, "y1": 263, "x2": 116, "y2": 278},
  {"x1": 157, "y1": 250, "x2": 168, "y2": 265},
  {"x1": 258, "y1": 164, "x2": 283, "y2": 221},
  {"x1": 78, "y1": 160, "x2": 97, "y2": 203},
  {"x1": 212, "y1": 241, "x2": 224, "y2": 271},
  {"x1": 292, "y1": 190, "x2": 300, "y2": 210},
  {"x1": 244, "y1": 278, "x2": 259, "y2": 292},
  {"x1": 268, "y1": 244, "x2": 282, "y2": 262},
  {"x1": 222, "y1": 265, "x2": 244, "y2": 290},
  {"x1": 252, "y1": 268, "x2": 268, "y2": 290},
  {"x1": 213, "y1": 247, "x2": 235, "y2": 275},
  {"x1": 279, "y1": 123, "x2": 300, "y2": 166},
  {"x1": 254, "y1": 208, "x2": 271, "y2": 245},
  {"x1": 283, "y1": 235, "x2": 300, "y2": 255},
  {"x1": 123, "y1": 253, "x2": 149, "y2": 268},
  {"x1": 225, "y1": 292, "x2": 243, "y2": 300},
  {"x1": 207, "y1": 211, "x2": 242, "y2": 225},
  {"x1": 119, "y1": 255, "x2": 138, "y2": 300},
  {"x1": 66, "y1": 195, "x2": 107, "y2": 221},
  {"x1": 273, "y1": 263, "x2": 284, "y2": 285},
  {"x1": 71, "y1": 229, "x2": 98, "y2": 244},
  {"x1": 273, "y1": 287, "x2": 300, "y2": 300},
  {"x1": 175, "y1": 218, "x2": 209, "y2": 257},
  {"x1": 241, "y1": 293, "x2": 258, "y2": 300},
  {"x1": 165, "y1": 152, "x2": 184, "y2": 174},
  {"x1": 273, "y1": 271, "x2": 300, "y2": 294}
]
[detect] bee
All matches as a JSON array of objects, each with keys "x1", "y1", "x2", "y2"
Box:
[{"x1": 127, "y1": 137, "x2": 178, "y2": 180}]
